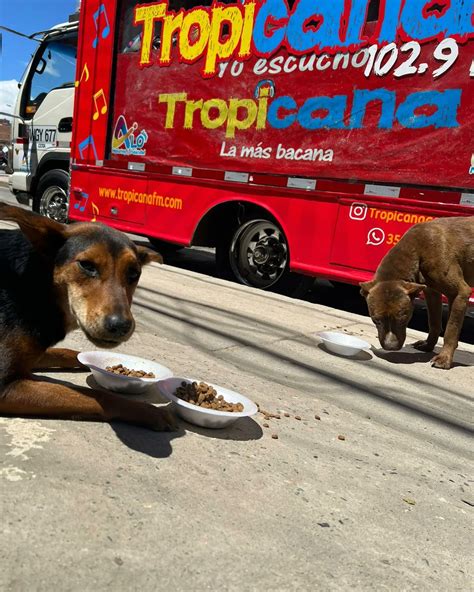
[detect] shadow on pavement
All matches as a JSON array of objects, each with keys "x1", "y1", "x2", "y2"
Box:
[
  {"x1": 373, "y1": 347, "x2": 472, "y2": 368},
  {"x1": 178, "y1": 416, "x2": 263, "y2": 441},
  {"x1": 81, "y1": 375, "x2": 185, "y2": 458},
  {"x1": 134, "y1": 296, "x2": 474, "y2": 439},
  {"x1": 30, "y1": 375, "x2": 185, "y2": 458},
  {"x1": 110, "y1": 422, "x2": 185, "y2": 458},
  {"x1": 142, "y1": 242, "x2": 474, "y2": 346},
  {"x1": 137, "y1": 287, "x2": 473, "y2": 398},
  {"x1": 98, "y1": 380, "x2": 262, "y2": 442}
]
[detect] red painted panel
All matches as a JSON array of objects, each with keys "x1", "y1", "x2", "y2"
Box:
[
  {"x1": 330, "y1": 200, "x2": 442, "y2": 271},
  {"x1": 106, "y1": 12, "x2": 473, "y2": 189},
  {"x1": 69, "y1": 0, "x2": 474, "y2": 295},
  {"x1": 71, "y1": 0, "x2": 117, "y2": 163}
]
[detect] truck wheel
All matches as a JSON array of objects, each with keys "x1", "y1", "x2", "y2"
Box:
[
  {"x1": 34, "y1": 169, "x2": 69, "y2": 223},
  {"x1": 217, "y1": 218, "x2": 312, "y2": 297}
]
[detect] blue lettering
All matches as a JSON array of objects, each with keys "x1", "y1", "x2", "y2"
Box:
[
  {"x1": 286, "y1": 0, "x2": 345, "y2": 52},
  {"x1": 253, "y1": 0, "x2": 289, "y2": 56},
  {"x1": 297, "y1": 95, "x2": 347, "y2": 129},
  {"x1": 266, "y1": 90, "x2": 463, "y2": 131},
  {"x1": 401, "y1": 0, "x2": 474, "y2": 41},
  {"x1": 378, "y1": 0, "x2": 403, "y2": 43},
  {"x1": 396, "y1": 90, "x2": 461, "y2": 128},
  {"x1": 252, "y1": 0, "x2": 474, "y2": 55},
  {"x1": 267, "y1": 96, "x2": 297, "y2": 128},
  {"x1": 350, "y1": 89, "x2": 396, "y2": 129},
  {"x1": 344, "y1": 0, "x2": 371, "y2": 46}
]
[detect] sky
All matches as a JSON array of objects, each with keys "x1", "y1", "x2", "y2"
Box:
[{"x1": 0, "y1": 0, "x2": 78, "y2": 116}]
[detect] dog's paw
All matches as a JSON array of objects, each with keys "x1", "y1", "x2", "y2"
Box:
[
  {"x1": 413, "y1": 339, "x2": 435, "y2": 352},
  {"x1": 149, "y1": 405, "x2": 177, "y2": 432},
  {"x1": 430, "y1": 352, "x2": 453, "y2": 370}
]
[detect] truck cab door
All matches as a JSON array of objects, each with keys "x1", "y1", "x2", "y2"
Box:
[
  {"x1": 11, "y1": 35, "x2": 77, "y2": 194},
  {"x1": 29, "y1": 86, "x2": 74, "y2": 170}
]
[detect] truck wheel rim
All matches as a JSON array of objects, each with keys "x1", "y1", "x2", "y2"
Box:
[
  {"x1": 230, "y1": 220, "x2": 288, "y2": 289},
  {"x1": 40, "y1": 186, "x2": 68, "y2": 223}
]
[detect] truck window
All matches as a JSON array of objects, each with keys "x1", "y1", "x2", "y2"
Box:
[
  {"x1": 23, "y1": 37, "x2": 77, "y2": 119},
  {"x1": 367, "y1": 0, "x2": 380, "y2": 22}
]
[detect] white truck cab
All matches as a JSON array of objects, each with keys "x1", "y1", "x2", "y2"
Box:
[{"x1": 7, "y1": 15, "x2": 78, "y2": 222}]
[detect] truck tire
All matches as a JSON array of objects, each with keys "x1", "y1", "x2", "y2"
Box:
[
  {"x1": 33, "y1": 169, "x2": 69, "y2": 223},
  {"x1": 216, "y1": 218, "x2": 313, "y2": 298}
]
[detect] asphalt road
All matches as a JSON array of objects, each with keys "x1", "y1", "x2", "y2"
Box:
[
  {"x1": 1, "y1": 181, "x2": 472, "y2": 345},
  {"x1": 0, "y1": 181, "x2": 473, "y2": 590}
]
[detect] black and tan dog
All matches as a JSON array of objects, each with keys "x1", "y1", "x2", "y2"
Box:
[
  {"x1": 360, "y1": 216, "x2": 474, "y2": 369},
  {"x1": 0, "y1": 203, "x2": 175, "y2": 429}
]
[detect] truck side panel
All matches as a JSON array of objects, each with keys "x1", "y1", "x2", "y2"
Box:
[
  {"x1": 69, "y1": 0, "x2": 473, "y2": 294},
  {"x1": 70, "y1": 166, "x2": 473, "y2": 282}
]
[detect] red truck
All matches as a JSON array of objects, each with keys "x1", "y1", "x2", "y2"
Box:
[{"x1": 69, "y1": 0, "x2": 474, "y2": 297}]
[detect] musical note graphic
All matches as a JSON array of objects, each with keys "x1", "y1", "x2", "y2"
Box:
[
  {"x1": 92, "y1": 89, "x2": 108, "y2": 121},
  {"x1": 91, "y1": 202, "x2": 100, "y2": 222},
  {"x1": 78, "y1": 135, "x2": 98, "y2": 160},
  {"x1": 74, "y1": 192, "x2": 90, "y2": 212},
  {"x1": 92, "y1": 4, "x2": 111, "y2": 48},
  {"x1": 75, "y1": 63, "x2": 90, "y2": 87}
]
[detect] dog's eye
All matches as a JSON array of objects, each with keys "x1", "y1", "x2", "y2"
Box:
[
  {"x1": 127, "y1": 267, "x2": 141, "y2": 285},
  {"x1": 78, "y1": 260, "x2": 99, "y2": 277}
]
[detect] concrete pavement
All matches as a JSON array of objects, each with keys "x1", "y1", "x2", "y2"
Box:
[{"x1": 0, "y1": 217, "x2": 473, "y2": 591}]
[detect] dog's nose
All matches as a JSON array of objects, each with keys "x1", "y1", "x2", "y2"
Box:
[
  {"x1": 104, "y1": 314, "x2": 133, "y2": 337},
  {"x1": 382, "y1": 332, "x2": 403, "y2": 351}
]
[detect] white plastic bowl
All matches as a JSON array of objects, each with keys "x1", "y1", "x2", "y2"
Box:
[
  {"x1": 318, "y1": 331, "x2": 371, "y2": 357},
  {"x1": 77, "y1": 351, "x2": 173, "y2": 394},
  {"x1": 157, "y1": 377, "x2": 258, "y2": 429}
]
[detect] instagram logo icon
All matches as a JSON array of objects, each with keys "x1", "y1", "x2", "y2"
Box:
[{"x1": 349, "y1": 202, "x2": 368, "y2": 221}]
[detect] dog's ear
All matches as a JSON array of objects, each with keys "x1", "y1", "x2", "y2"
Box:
[
  {"x1": 136, "y1": 246, "x2": 163, "y2": 266},
  {"x1": 401, "y1": 281, "x2": 426, "y2": 296},
  {"x1": 0, "y1": 202, "x2": 66, "y2": 254},
  {"x1": 359, "y1": 280, "x2": 376, "y2": 297}
]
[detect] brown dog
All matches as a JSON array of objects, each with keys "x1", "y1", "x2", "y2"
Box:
[
  {"x1": 0, "y1": 203, "x2": 175, "y2": 430},
  {"x1": 360, "y1": 216, "x2": 474, "y2": 369}
]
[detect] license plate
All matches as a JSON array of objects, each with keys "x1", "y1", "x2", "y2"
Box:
[{"x1": 31, "y1": 126, "x2": 57, "y2": 149}]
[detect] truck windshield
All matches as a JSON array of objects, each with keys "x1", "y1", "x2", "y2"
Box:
[{"x1": 24, "y1": 36, "x2": 77, "y2": 118}]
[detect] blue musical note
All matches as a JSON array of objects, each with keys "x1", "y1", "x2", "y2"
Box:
[
  {"x1": 78, "y1": 135, "x2": 98, "y2": 160},
  {"x1": 74, "y1": 192, "x2": 90, "y2": 212},
  {"x1": 92, "y1": 4, "x2": 111, "y2": 48}
]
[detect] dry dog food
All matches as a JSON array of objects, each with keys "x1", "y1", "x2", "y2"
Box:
[
  {"x1": 174, "y1": 381, "x2": 244, "y2": 412},
  {"x1": 105, "y1": 364, "x2": 155, "y2": 378}
]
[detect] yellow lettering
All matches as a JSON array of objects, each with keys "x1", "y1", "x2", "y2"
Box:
[
  {"x1": 226, "y1": 98, "x2": 257, "y2": 138},
  {"x1": 135, "y1": 3, "x2": 166, "y2": 67},
  {"x1": 184, "y1": 99, "x2": 203, "y2": 129},
  {"x1": 180, "y1": 10, "x2": 210, "y2": 62},
  {"x1": 160, "y1": 12, "x2": 184, "y2": 65},
  {"x1": 158, "y1": 93, "x2": 188, "y2": 128},
  {"x1": 256, "y1": 96, "x2": 268, "y2": 130},
  {"x1": 201, "y1": 99, "x2": 228, "y2": 129},
  {"x1": 204, "y1": 6, "x2": 243, "y2": 76},
  {"x1": 238, "y1": 2, "x2": 256, "y2": 59}
]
